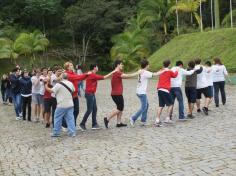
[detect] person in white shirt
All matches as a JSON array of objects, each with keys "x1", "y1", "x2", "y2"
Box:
[
  {"x1": 130, "y1": 60, "x2": 163, "y2": 126},
  {"x1": 204, "y1": 61, "x2": 214, "y2": 104},
  {"x1": 45, "y1": 72, "x2": 76, "y2": 137},
  {"x1": 212, "y1": 58, "x2": 231, "y2": 107},
  {"x1": 169, "y1": 61, "x2": 194, "y2": 120},
  {"x1": 31, "y1": 69, "x2": 43, "y2": 122},
  {"x1": 195, "y1": 59, "x2": 211, "y2": 115}
]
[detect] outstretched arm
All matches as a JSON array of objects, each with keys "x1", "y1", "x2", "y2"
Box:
[
  {"x1": 104, "y1": 70, "x2": 116, "y2": 79},
  {"x1": 121, "y1": 70, "x2": 142, "y2": 79},
  {"x1": 153, "y1": 69, "x2": 165, "y2": 76}
]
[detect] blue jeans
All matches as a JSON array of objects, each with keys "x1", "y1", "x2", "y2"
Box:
[
  {"x1": 131, "y1": 94, "x2": 149, "y2": 122},
  {"x1": 53, "y1": 107, "x2": 75, "y2": 136},
  {"x1": 80, "y1": 93, "x2": 97, "y2": 127},
  {"x1": 12, "y1": 93, "x2": 22, "y2": 117},
  {"x1": 170, "y1": 87, "x2": 185, "y2": 119},
  {"x1": 62, "y1": 97, "x2": 79, "y2": 127}
]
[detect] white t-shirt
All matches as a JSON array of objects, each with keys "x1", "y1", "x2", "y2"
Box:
[
  {"x1": 39, "y1": 75, "x2": 47, "y2": 95},
  {"x1": 52, "y1": 80, "x2": 75, "y2": 108},
  {"x1": 171, "y1": 67, "x2": 194, "y2": 88},
  {"x1": 50, "y1": 74, "x2": 58, "y2": 98},
  {"x1": 31, "y1": 76, "x2": 41, "y2": 94},
  {"x1": 205, "y1": 67, "x2": 213, "y2": 86},
  {"x1": 196, "y1": 65, "x2": 208, "y2": 89},
  {"x1": 212, "y1": 64, "x2": 228, "y2": 82},
  {"x1": 136, "y1": 70, "x2": 153, "y2": 94}
]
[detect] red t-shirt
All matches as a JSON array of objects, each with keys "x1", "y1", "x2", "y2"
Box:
[
  {"x1": 111, "y1": 71, "x2": 123, "y2": 95},
  {"x1": 44, "y1": 84, "x2": 52, "y2": 99},
  {"x1": 85, "y1": 73, "x2": 104, "y2": 94},
  {"x1": 157, "y1": 70, "x2": 178, "y2": 91}
]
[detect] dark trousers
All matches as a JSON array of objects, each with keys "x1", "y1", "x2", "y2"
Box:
[
  {"x1": 213, "y1": 81, "x2": 226, "y2": 106},
  {"x1": 51, "y1": 98, "x2": 57, "y2": 127},
  {"x1": 1, "y1": 89, "x2": 6, "y2": 102},
  {"x1": 62, "y1": 97, "x2": 79, "y2": 127},
  {"x1": 80, "y1": 93, "x2": 97, "y2": 127},
  {"x1": 22, "y1": 96, "x2": 31, "y2": 121},
  {"x1": 170, "y1": 87, "x2": 185, "y2": 119}
]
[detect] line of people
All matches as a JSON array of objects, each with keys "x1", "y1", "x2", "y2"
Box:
[{"x1": 0, "y1": 58, "x2": 230, "y2": 137}]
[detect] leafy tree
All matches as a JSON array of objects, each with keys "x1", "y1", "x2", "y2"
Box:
[
  {"x1": 222, "y1": 9, "x2": 236, "y2": 27},
  {"x1": 0, "y1": 38, "x2": 19, "y2": 63},
  {"x1": 14, "y1": 30, "x2": 49, "y2": 65}
]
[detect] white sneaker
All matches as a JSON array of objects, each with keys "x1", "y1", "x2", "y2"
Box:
[
  {"x1": 19, "y1": 112, "x2": 23, "y2": 117},
  {"x1": 16, "y1": 117, "x2": 21, "y2": 120},
  {"x1": 130, "y1": 118, "x2": 135, "y2": 127},
  {"x1": 164, "y1": 118, "x2": 174, "y2": 124},
  {"x1": 62, "y1": 127, "x2": 68, "y2": 132}
]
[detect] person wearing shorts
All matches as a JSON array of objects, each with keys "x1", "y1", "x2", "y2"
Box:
[
  {"x1": 104, "y1": 59, "x2": 141, "y2": 128},
  {"x1": 195, "y1": 59, "x2": 211, "y2": 115},
  {"x1": 155, "y1": 60, "x2": 178, "y2": 127}
]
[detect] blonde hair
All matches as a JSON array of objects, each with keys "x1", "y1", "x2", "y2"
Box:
[{"x1": 64, "y1": 62, "x2": 72, "y2": 71}]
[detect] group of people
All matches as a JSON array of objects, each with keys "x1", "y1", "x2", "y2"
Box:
[{"x1": 0, "y1": 58, "x2": 230, "y2": 137}]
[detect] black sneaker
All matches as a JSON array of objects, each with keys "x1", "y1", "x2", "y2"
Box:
[
  {"x1": 187, "y1": 114, "x2": 195, "y2": 119},
  {"x1": 45, "y1": 123, "x2": 50, "y2": 128},
  {"x1": 216, "y1": 104, "x2": 219, "y2": 107},
  {"x1": 104, "y1": 117, "x2": 109, "y2": 129},
  {"x1": 154, "y1": 121, "x2": 163, "y2": 127},
  {"x1": 202, "y1": 107, "x2": 208, "y2": 115},
  {"x1": 116, "y1": 123, "x2": 127, "y2": 128},
  {"x1": 197, "y1": 109, "x2": 202, "y2": 113},
  {"x1": 79, "y1": 124, "x2": 86, "y2": 131},
  {"x1": 92, "y1": 124, "x2": 101, "y2": 130}
]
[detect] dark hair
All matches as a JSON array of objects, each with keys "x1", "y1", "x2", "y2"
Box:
[
  {"x1": 12, "y1": 68, "x2": 19, "y2": 72},
  {"x1": 195, "y1": 58, "x2": 201, "y2": 65},
  {"x1": 163, "y1": 60, "x2": 171, "y2": 68},
  {"x1": 114, "y1": 59, "x2": 122, "y2": 68},
  {"x1": 176, "y1": 60, "x2": 183, "y2": 66},
  {"x1": 188, "y1": 60, "x2": 195, "y2": 69},
  {"x1": 90, "y1": 64, "x2": 97, "y2": 70},
  {"x1": 205, "y1": 61, "x2": 212, "y2": 66},
  {"x1": 214, "y1": 58, "x2": 222, "y2": 65},
  {"x1": 140, "y1": 59, "x2": 149, "y2": 69},
  {"x1": 77, "y1": 65, "x2": 82, "y2": 70},
  {"x1": 41, "y1": 67, "x2": 47, "y2": 72}
]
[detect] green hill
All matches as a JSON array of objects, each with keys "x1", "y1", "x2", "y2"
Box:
[{"x1": 149, "y1": 28, "x2": 236, "y2": 72}]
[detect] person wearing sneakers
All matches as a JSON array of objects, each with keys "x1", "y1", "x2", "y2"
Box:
[
  {"x1": 79, "y1": 64, "x2": 115, "y2": 131},
  {"x1": 195, "y1": 59, "x2": 211, "y2": 115},
  {"x1": 63, "y1": 62, "x2": 89, "y2": 128},
  {"x1": 104, "y1": 59, "x2": 141, "y2": 129},
  {"x1": 212, "y1": 58, "x2": 231, "y2": 107},
  {"x1": 204, "y1": 61, "x2": 214, "y2": 105},
  {"x1": 169, "y1": 60, "x2": 195, "y2": 121},
  {"x1": 130, "y1": 60, "x2": 163, "y2": 127},
  {"x1": 45, "y1": 73, "x2": 76, "y2": 137},
  {"x1": 9, "y1": 68, "x2": 22, "y2": 120},
  {"x1": 154, "y1": 60, "x2": 178, "y2": 127},
  {"x1": 19, "y1": 70, "x2": 32, "y2": 121},
  {"x1": 185, "y1": 61, "x2": 203, "y2": 119}
]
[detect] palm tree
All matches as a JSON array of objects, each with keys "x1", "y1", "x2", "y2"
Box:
[
  {"x1": 211, "y1": 0, "x2": 214, "y2": 30},
  {"x1": 139, "y1": 0, "x2": 174, "y2": 36},
  {"x1": 111, "y1": 29, "x2": 150, "y2": 70},
  {"x1": 170, "y1": 0, "x2": 206, "y2": 29},
  {"x1": 0, "y1": 38, "x2": 19, "y2": 64},
  {"x1": 230, "y1": 0, "x2": 233, "y2": 28},
  {"x1": 14, "y1": 30, "x2": 49, "y2": 65}
]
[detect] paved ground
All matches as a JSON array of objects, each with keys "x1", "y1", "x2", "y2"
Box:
[{"x1": 0, "y1": 79, "x2": 236, "y2": 176}]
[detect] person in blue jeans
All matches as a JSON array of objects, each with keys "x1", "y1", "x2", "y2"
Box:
[
  {"x1": 130, "y1": 60, "x2": 163, "y2": 126},
  {"x1": 45, "y1": 73, "x2": 76, "y2": 137},
  {"x1": 9, "y1": 68, "x2": 22, "y2": 120},
  {"x1": 169, "y1": 61, "x2": 194, "y2": 120}
]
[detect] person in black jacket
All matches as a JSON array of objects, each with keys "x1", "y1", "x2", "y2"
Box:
[
  {"x1": 1, "y1": 74, "x2": 8, "y2": 104},
  {"x1": 20, "y1": 70, "x2": 32, "y2": 121},
  {"x1": 9, "y1": 68, "x2": 22, "y2": 120}
]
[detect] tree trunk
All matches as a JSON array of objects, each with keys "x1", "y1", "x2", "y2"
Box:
[
  {"x1": 214, "y1": 0, "x2": 220, "y2": 29},
  {"x1": 191, "y1": 13, "x2": 193, "y2": 25},
  {"x1": 82, "y1": 35, "x2": 91, "y2": 64},
  {"x1": 200, "y1": 0, "x2": 203, "y2": 32},
  {"x1": 211, "y1": 0, "x2": 214, "y2": 30},
  {"x1": 176, "y1": 0, "x2": 179, "y2": 35},
  {"x1": 163, "y1": 22, "x2": 167, "y2": 35},
  {"x1": 230, "y1": 0, "x2": 233, "y2": 28}
]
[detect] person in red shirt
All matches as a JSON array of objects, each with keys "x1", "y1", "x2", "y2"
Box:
[
  {"x1": 43, "y1": 70, "x2": 54, "y2": 128},
  {"x1": 155, "y1": 60, "x2": 178, "y2": 127},
  {"x1": 79, "y1": 64, "x2": 115, "y2": 131},
  {"x1": 63, "y1": 62, "x2": 89, "y2": 128},
  {"x1": 104, "y1": 59, "x2": 141, "y2": 128}
]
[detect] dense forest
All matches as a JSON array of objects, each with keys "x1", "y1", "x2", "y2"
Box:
[{"x1": 0, "y1": 0, "x2": 235, "y2": 70}]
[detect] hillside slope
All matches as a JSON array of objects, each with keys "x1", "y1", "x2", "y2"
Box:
[{"x1": 149, "y1": 28, "x2": 236, "y2": 72}]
